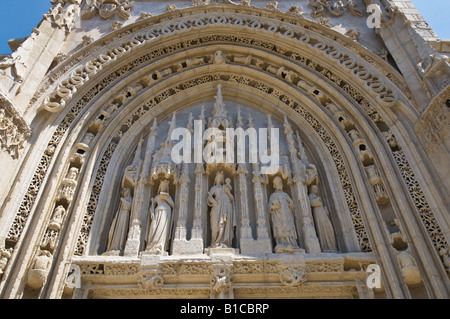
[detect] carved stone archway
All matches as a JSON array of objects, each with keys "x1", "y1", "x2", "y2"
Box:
[{"x1": 1, "y1": 4, "x2": 448, "y2": 300}]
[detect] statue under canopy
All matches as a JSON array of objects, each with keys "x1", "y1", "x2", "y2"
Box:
[
  {"x1": 268, "y1": 176, "x2": 301, "y2": 253},
  {"x1": 309, "y1": 184, "x2": 337, "y2": 252},
  {"x1": 208, "y1": 171, "x2": 236, "y2": 248},
  {"x1": 106, "y1": 187, "x2": 133, "y2": 253},
  {"x1": 146, "y1": 179, "x2": 175, "y2": 254}
]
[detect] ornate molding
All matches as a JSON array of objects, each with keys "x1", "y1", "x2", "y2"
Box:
[
  {"x1": 44, "y1": 0, "x2": 82, "y2": 34},
  {"x1": 80, "y1": 0, "x2": 133, "y2": 21},
  {"x1": 0, "y1": 93, "x2": 31, "y2": 159},
  {"x1": 308, "y1": 0, "x2": 364, "y2": 19},
  {"x1": 69, "y1": 254, "x2": 364, "y2": 298},
  {"x1": 31, "y1": 5, "x2": 408, "y2": 112},
  {"x1": 415, "y1": 86, "x2": 450, "y2": 154}
]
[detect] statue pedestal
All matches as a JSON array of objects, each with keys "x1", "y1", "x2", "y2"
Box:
[
  {"x1": 205, "y1": 247, "x2": 239, "y2": 256},
  {"x1": 101, "y1": 250, "x2": 121, "y2": 257},
  {"x1": 172, "y1": 238, "x2": 204, "y2": 255},
  {"x1": 123, "y1": 238, "x2": 140, "y2": 257},
  {"x1": 123, "y1": 219, "x2": 142, "y2": 257},
  {"x1": 240, "y1": 238, "x2": 273, "y2": 255},
  {"x1": 140, "y1": 251, "x2": 165, "y2": 266}
]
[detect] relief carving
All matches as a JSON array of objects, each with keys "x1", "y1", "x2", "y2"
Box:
[
  {"x1": 0, "y1": 244, "x2": 12, "y2": 276},
  {"x1": 27, "y1": 250, "x2": 53, "y2": 290},
  {"x1": 279, "y1": 267, "x2": 307, "y2": 287},
  {"x1": 0, "y1": 108, "x2": 27, "y2": 159},
  {"x1": 309, "y1": 0, "x2": 363, "y2": 18},
  {"x1": 44, "y1": 0, "x2": 81, "y2": 33},
  {"x1": 210, "y1": 266, "x2": 233, "y2": 299},
  {"x1": 81, "y1": 0, "x2": 134, "y2": 21},
  {"x1": 138, "y1": 272, "x2": 164, "y2": 290}
]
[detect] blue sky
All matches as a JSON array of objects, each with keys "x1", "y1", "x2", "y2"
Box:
[{"x1": 0, "y1": 0, "x2": 449, "y2": 54}]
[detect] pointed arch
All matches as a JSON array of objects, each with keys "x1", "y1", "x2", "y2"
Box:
[{"x1": 2, "y1": 5, "x2": 448, "y2": 299}]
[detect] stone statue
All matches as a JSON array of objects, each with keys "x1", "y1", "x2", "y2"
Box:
[
  {"x1": 27, "y1": 250, "x2": 53, "y2": 289},
  {"x1": 0, "y1": 244, "x2": 13, "y2": 276},
  {"x1": 309, "y1": 185, "x2": 337, "y2": 252},
  {"x1": 57, "y1": 167, "x2": 79, "y2": 204},
  {"x1": 207, "y1": 171, "x2": 235, "y2": 248},
  {"x1": 146, "y1": 179, "x2": 175, "y2": 253},
  {"x1": 48, "y1": 205, "x2": 66, "y2": 230},
  {"x1": 268, "y1": 177, "x2": 300, "y2": 253},
  {"x1": 106, "y1": 187, "x2": 133, "y2": 253},
  {"x1": 396, "y1": 249, "x2": 422, "y2": 286}
]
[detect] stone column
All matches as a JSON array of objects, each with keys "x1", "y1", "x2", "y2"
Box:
[
  {"x1": 252, "y1": 163, "x2": 272, "y2": 254},
  {"x1": 237, "y1": 164, "x2": 251, "y2": 239},
  {"x1": 188, "y1": 109, "x2": 207, "y2": 253},
  {"x1": 171, "y1": 163, "x2": 192, "y2": 255},
  {"x1": 284, "y1": 116, "x2": 321, "y2": 253},
  {"x1": 189, "y1": 163, "x2": 207, "y2": 253}
]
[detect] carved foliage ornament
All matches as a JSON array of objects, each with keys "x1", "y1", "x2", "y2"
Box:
[
  {"x1": 309, "y1": 0, "x2": 363, "y2": 18},
  {"x1": 44, "y1": 0, "x2": 81, "y2": 33},
  {"x1": 0, "y1": 95, "x2": 31, "y2": 159},
  {"x1": 279, "y1": 267, "x2": 307, "y2": 287},
  {"x1": 138, "y1": 272, "x2": 164, "y2": 290},
  {"x1": 81, "y1": 0, "x2": 134, "y2": 21},
  {"x1": 39, "y1": 13, "x2": 399, "y2": 113}
]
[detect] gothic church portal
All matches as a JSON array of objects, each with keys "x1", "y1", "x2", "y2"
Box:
[{"x1": 0, "y1": 0, "x2": 449, "y2": 299}]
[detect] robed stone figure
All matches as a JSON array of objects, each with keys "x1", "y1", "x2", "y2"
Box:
[
  {"x1": 107, "y1": 187, "x2": 133, "y2": 253},
  {"x1": 208, "y1": 171, "x2": 236, "y2": 248},
  {"x1": 146, "y1": 179, "x2": 175, "y2": 253},
  {"x1": 309, "y1": 185, "x2": 337, "y2": 252},
  {"x1": 268, "y1": 177, "x2": 301, "y2": 253}
]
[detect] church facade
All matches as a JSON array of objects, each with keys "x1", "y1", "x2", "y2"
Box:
[{"x1": 0, "y1": 0, "x2": 449, "y2": 299}]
